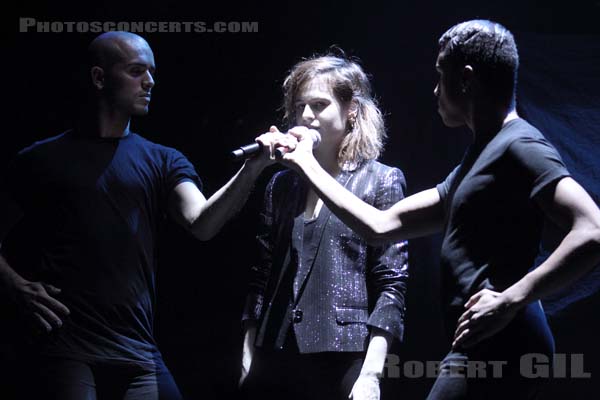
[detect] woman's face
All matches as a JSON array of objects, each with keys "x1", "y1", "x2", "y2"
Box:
[{"x1": 294, "y1": 74, "x2": 350, "y2": 160}]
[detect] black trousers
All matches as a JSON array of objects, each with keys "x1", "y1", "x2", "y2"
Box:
[
  {"x1": 17, "y1": 356, "x2": 183, "y2": 400},
  {"x1": 426, "y1": 302, "x2": 554, "y2": 400},
  {"x1": 242, "y1": 335, "x2": 364, "y2": 400}
]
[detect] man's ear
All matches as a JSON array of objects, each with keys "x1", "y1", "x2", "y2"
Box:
[
  {"x1": 461, "y1": 65, "x2": 475, "y2": 94},
  {"x1": 90, "y1": 66, "x2": 105, "y2": 90}
]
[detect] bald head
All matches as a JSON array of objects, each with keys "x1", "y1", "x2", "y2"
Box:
[
  {"x1": 88, "y1": 31, "x2": 152, "y2": 71},
  {"x1": 86, "y1": 31, "x2": 156, "y2": 116}
]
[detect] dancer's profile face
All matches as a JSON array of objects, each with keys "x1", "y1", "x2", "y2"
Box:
[
  {"x1": 294, "y1": 74, "x2": 350, "y2": 160},
  {"x1": 434, "y1": 51, "x2": 467, "y2": 128},
  {"x1": 102, "y1": 39, "x2": 156, "y2": 117}
]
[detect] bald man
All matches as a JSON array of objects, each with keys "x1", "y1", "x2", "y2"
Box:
[{"x1": 0, "y1": 32, "x2": 277, "y2": 399}]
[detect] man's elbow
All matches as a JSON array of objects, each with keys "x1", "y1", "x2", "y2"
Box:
[
  {"x1": 187, "y1": 215, "x2": 224, "y2": 241},
  {"x1": 177, "y1": 205, "x2": 213, "y2": 241},
  {"x1": 364, "y1": 222, "x2": 392, "y2": 246},
  {"x1": 191, "y1": 231, "x2": 211, "y2": 242},
  {"x1": 574, "y1": 224, "x2": 600, "y2": 256},
  {"x1": 364, "y1": 211, "x2": 400, "y2": 246},
  {"x1": 189, "y1": 224, "x2": 217, "y2": 242},
  {"x1": 588, "y1": 226, "x2": 600, "y2": 250}
]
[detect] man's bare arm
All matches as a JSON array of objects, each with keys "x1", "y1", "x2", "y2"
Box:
[
  {"x1": 169, "y1": 158, "x2": 264, "y2": 241},
  {"x1": 0, "y1": 196, "x2": 70, "y2": 333},
  {"x1": 281, "y1": 129, "x2": 444, "y2": 244},
  {"x1": 169, "y1": 129, "x2": 297, "y2": 241},
  {"x1": 454, "y1": 177, "x2": 600, "y2": 348}
]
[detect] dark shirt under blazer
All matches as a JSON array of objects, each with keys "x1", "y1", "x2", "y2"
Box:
[{"x1": 243, "y1": 160, "x2": 409, "y2": 353}]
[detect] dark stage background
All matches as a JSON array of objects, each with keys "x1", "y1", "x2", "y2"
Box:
[{"x1": 2, "y1": 1, "x2": 599, "y2": 399}]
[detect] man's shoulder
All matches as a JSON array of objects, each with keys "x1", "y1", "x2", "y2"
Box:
[
  {"x1": 129, "y1": 132, "x2": 163, "y2": 150},
  {"x1": 18, "y1": 131, "x2": 72, "y2": 157},
  {"x1": 484, "y1": 118, "x2": 549, "y2": 161},
  {"x1": 500, "y1": 118, "x2": 546, "y2": 143},
  {"x1": 128, "y1": 133, "x2": 188, "y2": 160},
  {"x1": 501, "y1": 119, "x2": 557, "y2": 153}
]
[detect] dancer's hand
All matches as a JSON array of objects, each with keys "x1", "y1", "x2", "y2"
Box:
[
  {"x1": 453, "y1": 288, "x2": 520, "y2": 349},
  {"x1": 349, "y1": 373, "x2": 380, "y2": 400},
  {"x1": 278, "y1": 126, "x2": 320, "y2": 173},
  {"x1": 250, "y1": 126, "x2": 298, "y2": 169},
  {"x1": 9, "y1": 279, "x2": 70, "y2": 334}
]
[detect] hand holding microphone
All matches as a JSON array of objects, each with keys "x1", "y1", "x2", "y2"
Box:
[
  {"x1": 273, "y1": 126, "x2": 321, "y2": 159},
  {"x1": 230, "y1": 126, "x2": 321, "y2": 161}
]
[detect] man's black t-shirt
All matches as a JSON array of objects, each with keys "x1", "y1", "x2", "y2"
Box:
[
  {"x1": 436, "y1": 118, "x2": 570, "y2": 337},
  {"x1": 2, "y1": 130, "x2": 201, "y2": 367}
]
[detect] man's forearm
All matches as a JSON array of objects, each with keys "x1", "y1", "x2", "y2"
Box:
[
  {"x1": 503, "y1": 226, "x2": 600, "y2": 308},
  {"x1": 454, "y1": 205, "x2": 600, "y2": 349},
  {"x1": 505, "y1": 178, "x2": 600, "y2": 307},
  {"x1": 298, "y1": 157, "x2": 392, "y2": 243},
  {"x1": 297, "y1": 157, "x2": 442, "y2": 244},
  {"x1": 190, "y1": 160, "x2": 265, "y2": 240}
]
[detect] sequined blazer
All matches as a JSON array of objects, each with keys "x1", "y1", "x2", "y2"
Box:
[{"x1": 243, "y1": 160, "x2": 409, "y2": 353}]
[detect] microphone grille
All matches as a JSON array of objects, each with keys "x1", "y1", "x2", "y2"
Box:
[{"x1": 309, "y1": 129, "x2": 322, "y2": 147}]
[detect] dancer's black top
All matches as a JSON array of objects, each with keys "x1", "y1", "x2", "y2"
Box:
[
  {"x1": 1, "y1": 129, "x2": 201, "y2": 367},
  {"x1": 437, "y1": 118, "x2": 570, "y2": 337}
]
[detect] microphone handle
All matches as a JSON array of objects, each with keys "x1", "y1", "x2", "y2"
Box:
[
  {"x1": 274, "y1": 147, "x2": 287, "y2": 159},
  {"x1": 231, "y1": 129, "x2": 318, "y2": 161},
  {"x1": 230, "y1": 143, "x2": 287, "y2": 161},
  {"x1": 230, "y1": 143, "x2": 260, "y2": 161}
]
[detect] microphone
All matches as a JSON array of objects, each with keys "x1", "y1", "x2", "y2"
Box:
[
  {"x1": 229, "y1": 129, "x2": 321, "y2": 161},
  {"x1": 230, "y1": 143, "x2": 261, "y2": 160}
]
